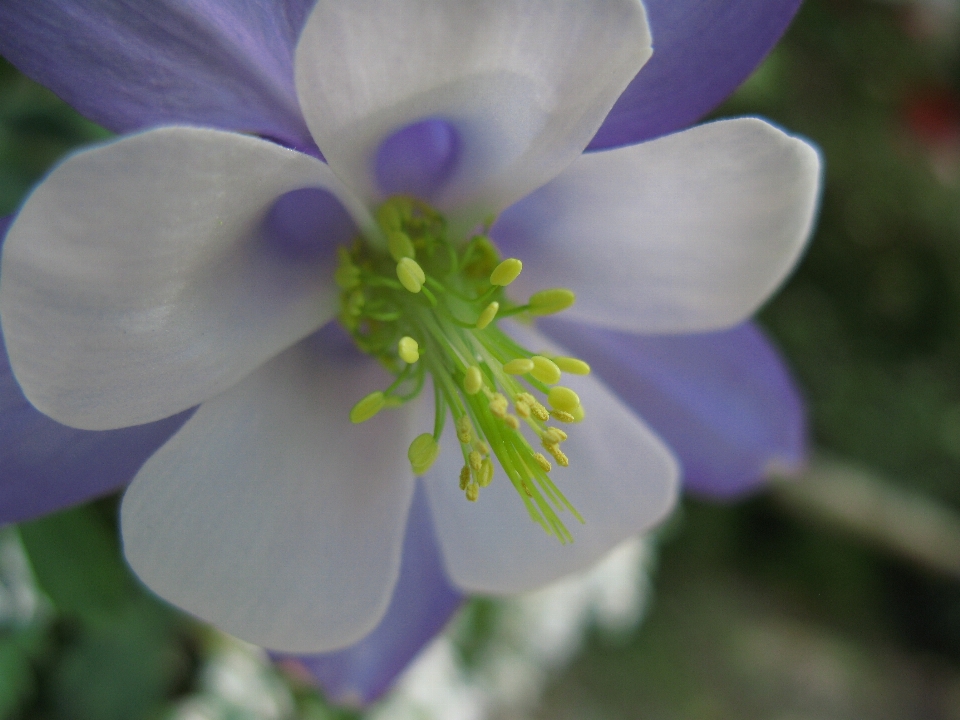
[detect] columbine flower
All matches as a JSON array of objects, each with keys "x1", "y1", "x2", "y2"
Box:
[{"x1": 0, "y1": 0, "x2": 815, "y2": 690}]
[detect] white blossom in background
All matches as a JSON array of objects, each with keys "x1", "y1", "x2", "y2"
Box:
[{"x1": 372, "y1": 536, "x2": 655, "y2": 720}]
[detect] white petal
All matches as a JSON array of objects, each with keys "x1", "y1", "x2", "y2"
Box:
[
  {"x1": 294, "y1": 0, "x2": 651, "y2": 224},
  {"x1": 0, "y1": 127, "x2": 374, "y2": 430},
  {"x1": 121, "y1": 332, "x2": 418, "y2": 653},
  {"x1": 495, "y1": 118, "x2": 822, "y2": 333},
  {"x1": 424, "y1": 323, "x2": 679, "y2": 594}
]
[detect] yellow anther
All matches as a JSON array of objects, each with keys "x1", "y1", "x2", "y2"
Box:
[
  {"x1": 533, "y1": 453, "x2": 553, "y2": 473},
  {"x1": 546, "y1": 444, "x2": 570, "y2": 467},
  {"x1": 478, "y1": 458, "x2": 494, "y2": 487},
  {"x1": 463, "y1": 365, "x2": 483, "y2": 395},
  {"x1": 398, "y1": 336, "x2": 419, "y2": 364},
  {"x1": 473, "y1": 440, "x2": 490, "y2": 455},
  {"x1": 528, "y1": 288, "x2": 576, "y2": 315},
  {"x1": 548, "y1": 386, "x2": 580, "y2": 413},
  {"x1": 550, "y1": 409, "x2": 576, "y2": 423},
  {"x1": 542, "y1": 427, "x2": 568, "y2": 445},
  {"x1": 350, "y1": 391, "x2": 386, "y2": 424},
  {"x1": 570, "y1": 405, "x2": 585, "y2": 423},
  {"x1": 476, "y1": 301, "x2": 499, "y2": 330},
  {"x1": 517, "y1": 392, "x2": 549, "y2": 421},
  {"x1": 530, "y1": 356, "x2": 561, "y2": 385},
  {"x1": 503, "y1": 414, "x2": 521, "y2": 430},
  {"x1": 408, "y1": 434, "x2": 440, "y2": 475},
  {"x1": 531, "y1": 403, "x2": 550, "y2": 421},
  {"x1": 515, "y1": 400, "x2": 531, "y2": 419},
  {"x1": 503, "y1": 358, "x2": 535, "y2": 375},
  {"x1": 489, "y1": 393, "x2": 509, "y2": 418},
  {"x1": 396, "y1": 257, "x2": 426, "y2": 293},
  {"x1": 456, "y1": 415, "x2": 473, "y2": 444},
  {"x1": 459, "y1": 466, "x2": 471, "y2": 491},
  {"x1": 469, "y1": 450, "x2": 483, "y2": 472},
  {"x1": 387, "y1": 230, "x2": 415, "y2": 262},
  {"x1": 465, "y1": 483, "x2": 480, "y2": 502},
  {"x1": 553, "y1": 356, "x2": 591, "y2": 375},
  {"x1": 490, "y1": 258, "x2": 523, "y2": 286}
]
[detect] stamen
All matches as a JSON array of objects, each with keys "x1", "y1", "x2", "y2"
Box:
[
  {"x1": 553, "y1": 356, "x2": 591, "y2": 375},
  {"x1": 476, "y1": 301, "x2": 499, "y2": 330},
  {"x1": 469, "y1": 450, "x2": 483, "y2": 472},
  {"x1": 338, "y1": 195, "x2": 590, "y2": 542},
  {"x1": 542, "y1": 427, "x2": 568, "y2": 445},
  {"x1": 478, "y1": 458, "x2": 494, "y2": 487},
  {"x1": 528, "y1": 288, "x2": 576, "y2": 315},
  {"x1": 503, "y1": 358, "x2": 535, "y2": 375},
  {"x1": 456, "y1": 416, "x2": 473, "y2": 444},
  {"x1": 489, "y1": 393, "x2": 509, "y2": 418},
  {"x1": 408, "y1": 433, "x2": 440, "y2": 475},
  {"x1": 396, "y1": 257, "x2": 426, "y2": 293},
  {"x1": 490, "y1": 258, "x2": 523, "y2": 286},
  {"x1": 533, "y1": 453, "x2": 553, "y2": 473},
  {"x1": 548, "y1": 386, "x2": 580, "y2": 414},
  {"x1": 398, "y1": 336, "x2": 420, "y2": 364},
  {"x1": 350, "y1": 391, "x2": 386, "y2": 423},
  {"x1": 545, "y1": 444, "x2": 570, "y2": 467},
  {"x1": 530, "y1": 356, "x2": 561, "y2": 385},
  {"x1": 464, "y1": 366, "x2": 483, "y2": 395}
]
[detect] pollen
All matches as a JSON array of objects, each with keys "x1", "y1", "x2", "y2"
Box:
[
  {"x1": 489, "y1": 393, "x2": 509, "y2": 418},
  {"x1": 457, "y1": 415, "x2": 473, "y2": 444},
  {"x1": 533, "y1": 453, "x2": 553, "y2": 473},
  {"x1": 469, "y1": 450, "x2": 483, "y2": 472}
]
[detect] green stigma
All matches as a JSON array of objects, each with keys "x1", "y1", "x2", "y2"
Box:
[{"x1": 338, "y1": 196, "x2": 591, "y2": 543}]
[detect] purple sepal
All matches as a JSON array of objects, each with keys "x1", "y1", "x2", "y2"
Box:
[
  {"x1": 589, "y1": 0, "x2": 803, "y2": 150},
  {"x1": 0, "y1": 0, "x2": 316, "y2": 153},
  {"x1": 274, "y1": 481, "x2": 463, "y2": 706},
  {"x1": 539, "y1": 318, "x2": 807, "y2": 499},
  {"x1": 375, "y1": 119, "x2": 460, "y2": 200},
  {"x1": 0, "y1": 215, "x2": 193, "y2": 523}
]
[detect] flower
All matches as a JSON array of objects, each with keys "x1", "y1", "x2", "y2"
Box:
[{"x1": 0, "y1": 0, "x2": 814, "y2": 702}]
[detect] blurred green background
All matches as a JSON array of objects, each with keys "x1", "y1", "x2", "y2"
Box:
[{"x1": 5, "y1": 0, "x2": 960, "y2": 717}]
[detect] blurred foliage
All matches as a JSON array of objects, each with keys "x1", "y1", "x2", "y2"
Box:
[{"x1": 4, "y1": 0, "x2": 960, "y2": 717}]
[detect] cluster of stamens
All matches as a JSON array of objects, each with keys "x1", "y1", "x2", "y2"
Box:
[{"x1": 337, "y1": 196, "x2": 590, "y2": 543}]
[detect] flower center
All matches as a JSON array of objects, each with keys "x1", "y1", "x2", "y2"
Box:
[{"x1": 337, "y1": 196, "x2": 589, "y2": 543}]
